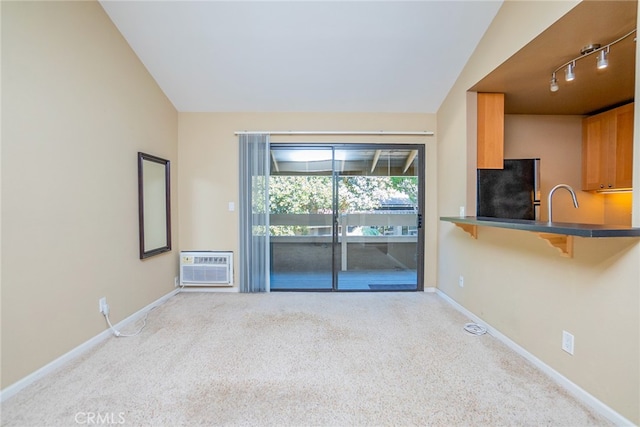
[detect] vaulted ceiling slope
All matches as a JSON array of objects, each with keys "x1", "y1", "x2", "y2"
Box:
[{"x1": 99, "y1": 1, "x2": 502, "y2": 113}]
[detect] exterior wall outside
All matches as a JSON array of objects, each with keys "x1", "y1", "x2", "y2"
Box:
[
  {"x1": 437, "y1": 1, "x2": 639, "y2": 423},
  {"x1": 1, "y1": 1, "x2": 179, "y2": 388},
  {"x1": 177, "y1": 112, "x2": 437, "y2": 290}
]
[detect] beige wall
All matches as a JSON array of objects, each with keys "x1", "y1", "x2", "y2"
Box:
[
  {"x1": 604, "y1": 193, "x2": 633, "y2": 225},
  {"x1": 438, "y1": 1, "x2": 639, "y2": 424},
  {"x1": 1, "y1": 1, "x2": 178, "y2": 388},
  {"x1": 505, "y1": 114, "x2": 633, "y2": 226},
  {"x1": 178, "y1": 112, "x2": 438, "y2": 289},
  {"x1": 635, "y1": 1, "x2": 640, "y2": 226}
]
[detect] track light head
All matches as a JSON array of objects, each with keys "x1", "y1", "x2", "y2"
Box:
[
  {"x1": 550, "y1": 73, "x2": 559, "y2": 92},
  {"x1": 597, "y1": 47, "x2": 609, "y2": 69},
  {"x1": 565, "y1": 62, "x2": 575, "y2": 81}
]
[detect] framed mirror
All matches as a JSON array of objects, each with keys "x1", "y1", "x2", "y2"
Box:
[{"x1": 138, "y1": 152, "x2": 171, "y2": 259}]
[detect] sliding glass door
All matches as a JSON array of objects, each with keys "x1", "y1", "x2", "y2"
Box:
[
  {"x1": 335, "y1": 148, "x2": 421, "y2": 290},
  {"x1": 268, "y1": 147, "x2": 335, "y2": 290},
  {"x1": 269, "y1": 144, "x2": 423, "y2": 291}
]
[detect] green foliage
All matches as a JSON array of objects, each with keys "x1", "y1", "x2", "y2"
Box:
[
  {"x1": 390, "y1": 176, "x2": 418, "y2": 203},
  {"x1": 269, "y1": 176, "x2": 333, "y2": 214},
  {"x1": 339, "y1": 176, "x2": 387, "y2": 211},
  {"x1": 269, "y1": 175, "x2": 417, "y2": 213},
  {"x1": 268, "y1": 174, "x2": 417, "y2": 236}
]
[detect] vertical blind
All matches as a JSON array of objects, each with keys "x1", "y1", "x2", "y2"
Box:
[{"x1": 238, "y1": 133, "x2": 270, "y2": 292}]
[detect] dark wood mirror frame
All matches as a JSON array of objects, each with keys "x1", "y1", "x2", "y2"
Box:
[{"x1": 138, "y1": 152, "x2": 171, "y2": 259}]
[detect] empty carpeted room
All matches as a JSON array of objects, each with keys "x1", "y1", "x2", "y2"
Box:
[{"x1": 1, "y1": 1, "x2": 639, "y2": 426}]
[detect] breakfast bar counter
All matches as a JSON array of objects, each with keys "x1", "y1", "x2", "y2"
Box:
[
  {"x1": 440, "y1": 216, "x2": 640, "y2": 238},
  {"x1": 440, "y1": 216, "x2": 640, "y2": 257}
]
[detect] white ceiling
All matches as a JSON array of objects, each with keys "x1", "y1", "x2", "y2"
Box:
[{"x1": 100, "y1": 1, "x2": 502, "y2": 113}]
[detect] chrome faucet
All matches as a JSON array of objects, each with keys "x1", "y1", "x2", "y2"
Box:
[{"x1": 547, "y1": 184, "x2": 579, "y2": 223}]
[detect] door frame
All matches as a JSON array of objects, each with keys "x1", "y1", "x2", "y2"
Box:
[{"x1": 269, "y1": 142, "x2": 425, "y2": 292}]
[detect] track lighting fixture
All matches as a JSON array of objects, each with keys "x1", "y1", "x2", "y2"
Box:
[
  {"x1": 596, "y1": 47, "x2": 609, "y2": 69},
  {"x1": 565, "y1": 62, "x2": 575, "y2": 81},
  {"x1": 550, "y1": 73, "x2": 559, "y2": 92},
  {"x1": 549, "y1": 29, "x2": 635, "y2": 92}
]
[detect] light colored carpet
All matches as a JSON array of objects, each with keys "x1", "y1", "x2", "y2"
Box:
[{"x1": 1, "y1": 292, "x2": 610, "y2": 426}]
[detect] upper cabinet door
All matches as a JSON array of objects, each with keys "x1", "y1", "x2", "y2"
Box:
[
  {"x1": 611, "y1": 103, "x2": 634, "y2": 190},
  {"x1": 582, "y1": 102, "x2": 634, "y2": 191},
  {"x1": 477, "y1": 93, "x2": 505, "y2": 169},
  {"x1": 582, "y1": 111, "x2": 611, "y2": 191}
]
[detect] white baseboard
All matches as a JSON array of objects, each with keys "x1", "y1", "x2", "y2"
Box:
[
  {"x1": 0, "y1": 288, "x2": 180, "y2": 403},
  {"x1": 435, "y1": 289, "x2": 635, "y2": 427}
]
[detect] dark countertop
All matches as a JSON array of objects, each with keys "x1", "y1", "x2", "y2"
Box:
[{"x1": 440, "y1": 216, "x2": 640, "y2": 238}]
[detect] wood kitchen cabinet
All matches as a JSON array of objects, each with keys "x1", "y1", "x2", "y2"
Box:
[
  {"x1": 582, "y1": 102, "x2": 634, "y2": 191},
  {"x1": 477, "y1": 92, "x2": 504, "y2": 169}
]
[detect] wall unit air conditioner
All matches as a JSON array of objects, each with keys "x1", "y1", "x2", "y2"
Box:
[{"x1": 180, "y1": 251, "x2": 233, "y2": 287}]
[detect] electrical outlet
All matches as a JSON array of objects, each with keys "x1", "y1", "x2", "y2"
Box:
[
  {"x1": 458, "y1": 275, "x2": 464, "y2": 288},
  {"x1": 174, "y1": 276, "x2": 179, "y2": 287},
  {"x1": 99, "y1": 297, "x2": 108, "y2": 315},
  {"x1": 459, "y1": 206, "x2": 465, "y2": 217},
  {"x1": 562, "y1": 330, "x2": 574, "y2": 355}
]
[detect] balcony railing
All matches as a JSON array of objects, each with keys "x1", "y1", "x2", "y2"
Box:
[{"x1": 268, "y1": 213, "x2": 417, "y2": 271}]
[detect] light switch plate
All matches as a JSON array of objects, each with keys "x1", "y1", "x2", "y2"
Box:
[{"x1": 562, "y1": 330, "x2": 574, "y2": 355}]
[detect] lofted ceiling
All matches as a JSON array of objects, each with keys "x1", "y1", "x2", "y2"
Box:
[
  {"x1": 99, "y1": 0, "x2": 502, "y2": 113},
  {"x1": 472, "y1": 1, "x2": 637, "y2": 115}
]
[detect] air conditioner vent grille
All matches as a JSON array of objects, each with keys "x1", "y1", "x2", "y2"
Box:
[
  {"x1": 180, "y1": 251, "x2": 233, "y2": 286},
  {"x1": 194, "y1": 256, "x2": 229, "y2": 265},
  {"x1": 182, "y1": 265, "x2": 228, "y2": 283}
]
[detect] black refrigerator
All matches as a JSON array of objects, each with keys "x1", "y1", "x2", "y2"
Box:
[{"x1": 477, "y1": 158, "x2": 541, "y2": 220}]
